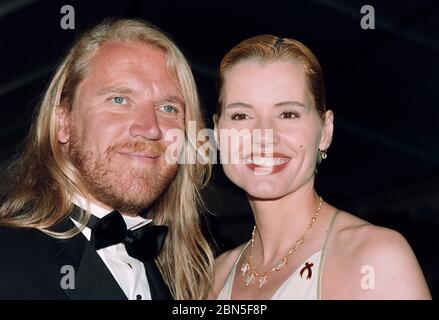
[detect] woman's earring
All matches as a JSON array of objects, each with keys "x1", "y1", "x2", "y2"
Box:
[{"x1": 319, "y1": 149, "x2": 327, "y2": 160}]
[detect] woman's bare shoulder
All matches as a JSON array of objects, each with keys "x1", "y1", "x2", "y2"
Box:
[
  {"x1": 332, "y1": 210, "x2": 416, "y2": 257},
  {"x1": 327, "y1": 210, "x2": 431, "y2": 299},
  {"x1": 208, "y1": 242, "x2": 249, "y2": 299}
]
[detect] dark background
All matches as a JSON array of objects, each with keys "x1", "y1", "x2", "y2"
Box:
[{"x1": 0, "y1": 0, "x2": 438, "y2": 298}]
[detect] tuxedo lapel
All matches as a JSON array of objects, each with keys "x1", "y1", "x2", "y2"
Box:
[
  {"x1": 44, "y1": 217, "x2": 127, "y2": 300},
  {"x1": 63, "y1": 240, "x2": 127, "y2": 300},
  {"x1": 143, "y1": 260, "x2": 173, "y2": 300}
]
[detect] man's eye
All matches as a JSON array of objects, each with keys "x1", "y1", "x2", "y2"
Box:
[
  {"x1": 279, "y1": 111, "x2": 298, "y2": 119},
  {"x1": 231, "y1": 113, "x2": 250, "y2": 120},
  {"x1": 159, "y1": 105, "x2": 177, "y2": 113},
  {"x1": 111, "y1": 96, "x2": 127, "y2": 105}
]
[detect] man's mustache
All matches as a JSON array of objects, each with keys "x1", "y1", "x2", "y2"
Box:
[{"x1": 106, "y1": 141, "x2": 167, "y2": 157}]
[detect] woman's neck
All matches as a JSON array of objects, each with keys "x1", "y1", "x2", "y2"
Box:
[{"x1": 247, "y1": 183, "x2": 322, "y2": 265}]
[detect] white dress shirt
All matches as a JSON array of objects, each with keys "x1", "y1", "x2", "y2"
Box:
[{"x1": 71, "y1": 195, "x2": 152, "y2": 300}]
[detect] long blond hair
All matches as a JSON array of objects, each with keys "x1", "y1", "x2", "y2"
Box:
[{"x1": 0, "y1": 18, "x2": 214, "y2": 300}]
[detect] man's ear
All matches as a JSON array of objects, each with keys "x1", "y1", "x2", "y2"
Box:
[
  {"x1": 319, "y1": 110, "x2": 334, "y2": 151},
  {"x1": 56, "y1": 104, "x2": 71, "y2": 144}
]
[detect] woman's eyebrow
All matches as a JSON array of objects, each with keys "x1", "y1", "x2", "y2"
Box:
[
  {"x1": 274, "y1": 101, "x2": 307, "y2": 108},
  {"x1": 225, "y1": 101, "x2": 306, "y2": 109},
  {"x1": 224, "y1": 102, "x2": 253, "y2": 109}
]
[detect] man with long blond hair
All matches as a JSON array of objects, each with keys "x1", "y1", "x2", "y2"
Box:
[{"x1": 0, "y1": 18, "x2": 213, "y2": 300}]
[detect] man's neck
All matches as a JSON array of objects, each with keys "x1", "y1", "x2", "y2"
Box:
[
  {"x1": 72, "y1": 194, "x2": 139, "y2": 217},
  {"x1": 71, "y1": 194, "x2": 111, "y2": 219}
]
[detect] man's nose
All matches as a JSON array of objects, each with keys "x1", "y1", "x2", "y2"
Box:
[{"x1": 129, "y1": 107, "x2": 162, "y2": 140}]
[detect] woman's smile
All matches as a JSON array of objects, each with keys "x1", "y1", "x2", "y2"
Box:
[{"x1": 244, "y1": 152, "x2": 291, "y2": 174}]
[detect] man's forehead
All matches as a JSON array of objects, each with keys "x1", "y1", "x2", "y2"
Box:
[
  {"x1": 96, "y1": 41, "x2": 165, "y2": 61},
  {"x1": 81, "y1": 41, "x2": 183, "y2": 99},
  {"x1": 88, "y1": 41, "x2": 167, "y2": 74}
]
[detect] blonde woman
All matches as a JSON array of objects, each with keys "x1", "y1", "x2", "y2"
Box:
[
  {"x1": 211, "y1": 35, "x2": 431, "y2": 299},
  {"x1": 0, "y1": 19, "x2": 213, "y2": 300}
]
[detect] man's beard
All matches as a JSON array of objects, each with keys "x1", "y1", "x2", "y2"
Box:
[{"x1": 68, "y1": 129, "x2": 178, "y2": 216}]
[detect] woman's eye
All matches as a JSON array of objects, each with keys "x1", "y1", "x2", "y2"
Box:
[
  {"x1": 279, "y1": 111, "x2": 298, "y2": 119},
  {"x1": 111, "y1": 96, "x2": 127, "y2": 105},
  {"x1": 159, "y1": 105, "x2": 177, "y2": 113},
  {"x1": 231, "y1": 113, "x2": 250, "y2": 121}
]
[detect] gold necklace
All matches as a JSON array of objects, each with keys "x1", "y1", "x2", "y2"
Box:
[{"x1": 241, "y1": 196, "x2": 323, "y2": 288}]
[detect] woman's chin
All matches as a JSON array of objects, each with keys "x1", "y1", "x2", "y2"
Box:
[{"x1": 244, "y1": 186, "x2": 287, "y2": 201}]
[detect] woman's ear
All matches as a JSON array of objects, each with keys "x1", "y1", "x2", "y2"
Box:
[
  {"x1": 319, "y1": 109, "x2": 334, "y2": 151},
  {"x1": 56, "y1": 104, "x2": 71, "y2": 144}
]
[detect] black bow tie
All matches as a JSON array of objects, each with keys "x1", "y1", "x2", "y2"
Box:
[{"x1": 71, "y1": 208, "x2": 168, "y2": 261}]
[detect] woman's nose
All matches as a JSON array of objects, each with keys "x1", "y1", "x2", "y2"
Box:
[{"x1": 252, "y1": 117, "x2": 280, "y2": 147}]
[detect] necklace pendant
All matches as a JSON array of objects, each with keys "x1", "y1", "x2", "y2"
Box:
[
  {"x1": 241, "y1": 262, "x2": 250, "y2": 277},
  {"x1": 245, "y1": 273, "x2": 255, "y2": 287},
  {"x1": 258, "y1": 275, "x2": 268, "y2": 288}
]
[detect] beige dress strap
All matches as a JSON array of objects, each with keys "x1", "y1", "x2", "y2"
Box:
[
  {"x1": 317, "y1": 208, "x2": 339, "y2": 299},
  {"x1": 217, "y1": 241, "x2": 250, "y2": 300}
]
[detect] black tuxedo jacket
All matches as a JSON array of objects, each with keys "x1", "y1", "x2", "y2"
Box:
[{"x1": 0, "y1": 217, "x2": 173, "y2": 300}]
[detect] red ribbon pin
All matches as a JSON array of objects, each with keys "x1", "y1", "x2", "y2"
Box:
[{"x1": 300, "y1": 262, "x2": 314, "y2": 279}]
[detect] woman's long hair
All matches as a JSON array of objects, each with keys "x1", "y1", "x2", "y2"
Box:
[{"x1": 0, "y1": 18, "x2": 214, "y2": 300}]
